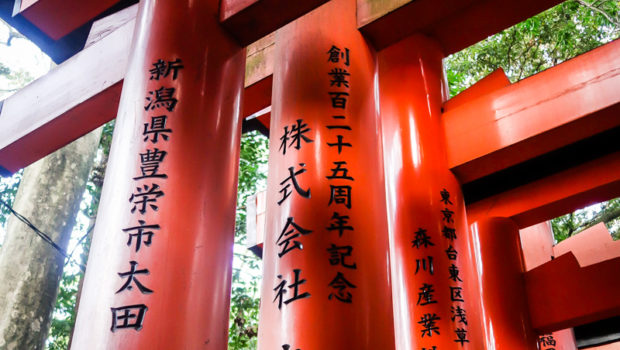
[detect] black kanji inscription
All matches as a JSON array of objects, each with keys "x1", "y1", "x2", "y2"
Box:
[
  {"x1": 440, "y1": 188, "x2": 453, "y2": 205},
  {"x1": 144, "y1": 87, "x2": 178, "y2": 112},
  {"x1": 326, "y1": 46, "x2": 350, "y2": 66},
  {"x1": 129, "y1": 183, "x2": 164, "y2": 214},
  {"x1": 451, "y1": 305, "x2": 468, "y2": 325},
  {"x1": 278, "y1": 164, "x2": 311, "y2": 205},
  {"x1": 277, "y1": 217, "x2": 312, "y2": 258},
  {"x1": 116, "y1": 261, "x2": 153, "y2": 294},
  {"x1": 328, "y1": 68, "x2": 350, "y2": 88},
  {"x1": 415, "y1": 256, "x2": 434, "y2": 275},
  {"x1": 454, "y1": 328, "x2": 470, "y2": 345},
  {"x1": 273, "y1": 269, "x2": 311, "y2": 309},
  {"x1": 326, "y1": 212, "x2": 353, "y2": 237},
  {"x1": 122, "y1": 220, "x2": 159, "y2": 252},
  {"x1": 329, "y1": 92, "x2": 349, "y2": 109},
  {"x1": 328, "y1": 272, "x2": 356, "y2": 303},
  {"x1": 328, "y1": 185, "x2": 352, "y2": 209},
  {"x1": 134, "y1": 148, "x2": 167, "y2": 180},
  {"x1": 143, "y1": 115, "x2": 172, "y2": 143},
  {"x1": 448, "y1": 264, "x2": 462, "y2": 282},
  {"x1": 326, "y1": 161, "x2": 354, "y2": 181},
  {"x1": 326, "y1": 135, "x2": 352, "y2": 154},
  {"x1": 149, "y1": 58, "x2": 183, "y2": 80},
  {"x1": 450, "y1": 286, "x2": 464, "y2": 302},
  {"x1": 327, "y1": 244, "x2": 357, "y2": 269},
  {"x1": 418, "y1": 313, "x2": 440, "y2": 337},
  {"x1": 279, "y1": 119, "x2": 313, "y2": 155},
  {"x1": 110, "y1": 304, "x2": 147, "y2": 332},
  {"x1": 412, "y1": 228, "x2": 434, "y2": 249},
  {"x1": 417, "y1": 283, "x2": 437, "y2": 306}
]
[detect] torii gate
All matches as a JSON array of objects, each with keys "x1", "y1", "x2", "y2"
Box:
[{"x1": 0, "y1": 0, "x2": 619, "y2": 348}]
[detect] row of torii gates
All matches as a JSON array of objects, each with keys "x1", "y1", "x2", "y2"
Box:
[{"x1": 1, "y1": 0, "x2": 619, "y2": 348}]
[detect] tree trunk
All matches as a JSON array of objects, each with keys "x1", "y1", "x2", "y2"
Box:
[{"x1": 0, "y1": 127, "x2": 102, "y2": 350}]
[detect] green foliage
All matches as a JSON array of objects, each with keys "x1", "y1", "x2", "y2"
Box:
[
  {"x1": 228, "y1": 255, "x2": 261, "y2": 349},
  {"x1": 229, "y1": 131, "x2": 268, "y2": 350},
  {"x1": 551, "y1": 198, "x2": 620, "y2": 242},
  {"x1": 0, "y1": 172, "x2": 22, "y2": 230},
  {"x1": 444, "y1": 0, "x2": 620, "y2": 244},
  {"x1": 25, "y1": 0, "x2": 620, "y2": 348},
  {"x1": 445, "y1": 0, "x2": 620, "y2": 97},
  {"x1": 0, "y1": 62, "x2": 9, "y2": 76},
  {"x1": 47, "y1": 272, "x2": 81, "y2": 349}
]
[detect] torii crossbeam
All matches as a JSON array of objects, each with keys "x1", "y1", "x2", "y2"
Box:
[{"x1": 0, "y1": 0, "x2": 619, "y2": 348}]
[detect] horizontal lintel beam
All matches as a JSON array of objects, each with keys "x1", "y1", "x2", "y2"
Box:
[
  {"x1": 466, "y1": 151, "x2": 620, "y2": 229},
  {"x1": 15, "y1": 0, "x2": 123, "y2": 40},
  {"x1": 0, "y1": 7, "x2": 276, "y2": 175},
  {"x1": 358, "y1": 0, "x2": 562, "y2": 53},
  {"x1": 526, "y1": 253, "x2": 620, "y2": 332},
  {"x1": 444, "y1": 39, "x2": 620, "y2": 184},
  {"x1": 220, "y1": 0, "x2": 329, "y2": 46},
  {"x1": 0, "y1": 13, "x2": 133, "y2": 175}
]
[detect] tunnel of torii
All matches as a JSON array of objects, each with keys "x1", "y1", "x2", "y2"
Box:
[{"x1": 1, "y1": 0, "x2": 620, "y2": 348}]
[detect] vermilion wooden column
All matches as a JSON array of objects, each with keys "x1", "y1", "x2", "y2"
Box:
[
  {"x1": 257, "y1": 0, "x2": 396, "y2": 348},
  {"x1": 520, "y1": 223, "x2": 579, "y2": 350},
  {"x1": 71, "y1": 0, "x2": 245, "y2": 348},
  {"x1": 378, "y1": 35, "x2": 483, "y2": 349},
  {"x1": 469, "y1": 218, "x2": 538, "y2": 349}
]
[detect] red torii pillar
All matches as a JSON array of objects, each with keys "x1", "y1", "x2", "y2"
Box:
[
  {"x1": 469, "y1": 218, "x2": 538, "y2": 349},
  {"x1": 520, "y1": 222, "x2": 579, "y2": 350},
  {"x1": 377, "y1": 34, "x2": 484, "y2": 349},
  {"x1": 71, "y1": 0, "x2": 245, "y2": 348},
  {"x1": 257, "y1": 0, "x2": 395, "y2": 348}
]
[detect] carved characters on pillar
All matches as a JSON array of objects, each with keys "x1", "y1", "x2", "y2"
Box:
[
  {"x1": 440, "y1": 188, "x2": 470, "y2": 345},
  {"x1": 273, "y1": 269, "x2": 311, "y2": 309},
  {"x1": 411, "y1": 189, "x2": 470, "y2": 347},
  {"x1": 271, "y1": 44, "x2": 358, "y2": 312},
  {"x1": 324, "y1": 45, "x2": 357, "y2": 304},
  {"x1": 439, "y1": 188, "x2": 469, "y2": 345},
  {"x1": 282, "y1": 344, "x2": 301, "y2": 350},
  {"x1": 538, "y1": 334, "x2": 557, "y2": 350},
  {"x1": 110, "y1": 58, "x2": 183, "y2": 332},
  {"x1": 412, "y1": 224, "x2": 441, "y2": 341},
  {"x1": 273, "y1": 87, "x2": 314, "y2": 310}
]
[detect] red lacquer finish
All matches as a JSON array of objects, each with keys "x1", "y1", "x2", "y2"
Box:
[
  {"x1": 519, "y1": 223, "x2": 579, "y2": 350},
  {"x1": 554, "y1": 223, "x2": 620, "y2": 267},
  {"x1": 469, "y1": 218, "x2": 538, "y2": 349},
  {"x1": 519, "y1": 222, "x2": 555, "y2": 271},
  {"x1": 257, "y1": 0, "x2": 396, "y2": 348},
  {"x1": 467, "y1": 151, "x2": 620, "y2": 229},
  {"x1": 19, "y1": 0, "x2": 120, "y2": 40},
  {"x1": 443, "y1": 68, "x2": 510, "y2": 113},
  {"x1": 526, "y1": 253, "x2": 620, "y2": 332},
  {"x1": 71, "y1": 0, "x2": 245, "y2": 348},
  {"x1": 377, "y1": 34, "x2": 482, "y2": 349},
  {"x1": 358, "y1": 0, "x2": 563, "y2": 53},
  {"x1": 220, "y1": 0, "x2": 330, "y2": 46},
  {"x1": 545, "y1": 329, "x2": 578, "y2": 350},
  {"x1": 444, "y1": 39, "x2": 620, "y2": 184}
]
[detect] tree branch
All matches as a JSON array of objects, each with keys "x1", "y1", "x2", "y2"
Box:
[
  {"x1": 516, "y1": 39, "x2": 538, "y2": 80},
  {"x1": 505, "y1": 26, "x2": 518, "y2": 70},
  {"x1": 573, "y1": 0, "x2": 620, "y2": 28},
  {"x1": 0, "y1": 19, "x2": 26, "y2": 46}
]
